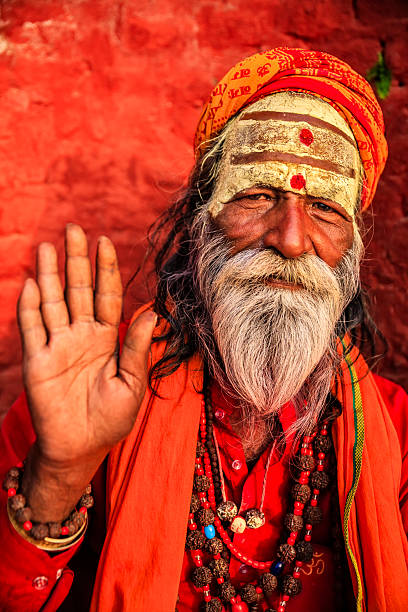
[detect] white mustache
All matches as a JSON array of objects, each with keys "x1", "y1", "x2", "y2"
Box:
[{"x1": 214, "y1": 248, "x2": 342, "y2": 298}]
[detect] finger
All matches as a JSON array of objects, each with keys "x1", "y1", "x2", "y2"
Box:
[
  {"x1": 65, "y1": 224, "x2": 94, "y2": 323},
  {"x1": 17, "y1": 278, "x2": 47, "y2": 358},
  {"x1": 118, "y1": 310, "x2": 157, "y2": 393},
  {"x1": 37, "y1": 242, "x2": 69, "y2": 333},
  {"x1": 94, "y1": 236, "x2": 123, "y2": 328}
]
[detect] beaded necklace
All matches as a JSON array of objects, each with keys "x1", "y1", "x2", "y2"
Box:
[{"x1": 185, "y1": 382, "x2": 334, "y2": 612}]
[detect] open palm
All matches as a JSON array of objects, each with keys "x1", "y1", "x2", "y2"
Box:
[{"x1": 18, "y1": 224, "x2": 156, "y2": 468}]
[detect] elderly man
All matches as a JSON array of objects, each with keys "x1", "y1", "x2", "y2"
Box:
[{"x1": 0, "y1": 48, "x2": 407, "y2": 612}]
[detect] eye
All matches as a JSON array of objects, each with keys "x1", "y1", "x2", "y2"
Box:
[
  {"x1": 228, "y1": 190, "x2": 278, "y2": 210},
  {"x1": 311, "y1": 201, "x2": 336, "y2": 213},
  {"x1": 236, "y1": 192, "x2": 276, "y2": 202},
  {"x1": 249, "y1": 193, "x2": 272, "y2": 199}
]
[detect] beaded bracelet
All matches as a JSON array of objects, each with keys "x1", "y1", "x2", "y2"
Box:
[{"x1": 3, "y1": 462, "x2": 94, "y2": 552}]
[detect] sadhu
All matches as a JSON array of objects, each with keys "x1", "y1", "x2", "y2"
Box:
[{"x1": 1, "y1": 48, "x2": 406, "y2": 612}]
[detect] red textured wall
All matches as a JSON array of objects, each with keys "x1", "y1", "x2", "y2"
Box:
[{"x1": 1, "y1": 0, "x2": 407, "y2": 417}]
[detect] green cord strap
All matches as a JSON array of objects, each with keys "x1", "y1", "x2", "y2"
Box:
[{"x1": 342, "y1": 348, "x2": 365, "y2": 611}]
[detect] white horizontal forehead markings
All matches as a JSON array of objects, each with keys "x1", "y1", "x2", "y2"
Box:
[
  {"x1": 229, "y1": 122, "x2": 358, "y2": 172},
  {"x1": 212, "y1": 164, "x2": 356, "y2": 213},
  {"x1": 207, "y1": 92, "x2": 360, "y2": 218},
  {"x1": 242, "y1": 92, "x2": 356, "y2": 137}
]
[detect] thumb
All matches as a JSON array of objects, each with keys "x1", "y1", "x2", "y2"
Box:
[{"x1": 118, "y1": 310, "x2": 157, "y2": 393}]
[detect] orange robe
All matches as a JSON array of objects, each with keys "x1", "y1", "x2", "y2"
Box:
[{"x1": 90, "y1": 319, "x2": 408, "y2": 612}]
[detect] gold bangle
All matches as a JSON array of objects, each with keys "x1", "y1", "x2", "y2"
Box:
[{"x1": 7, "y1": 502, "x2": 87, "y2": 552}]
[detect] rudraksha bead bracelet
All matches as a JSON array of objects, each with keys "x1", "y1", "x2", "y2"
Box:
[{"x1": 3, "y1": 462, "x2": 93, "y2": 551}]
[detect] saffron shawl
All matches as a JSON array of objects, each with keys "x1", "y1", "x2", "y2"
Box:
[{"x1": 90, "y1": 324, "x2": 408, "y2": 612}]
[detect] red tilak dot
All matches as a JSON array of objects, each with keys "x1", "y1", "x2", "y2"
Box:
[
  {"x1": 300, "y1": 128, "x2": 314, "y2": 146},
  {"x1": 7, "y1": 488, "x2": 16, "y2": 497},
  {"x1": 290, "y1": 174, "x2": 306, "y2": 190}
]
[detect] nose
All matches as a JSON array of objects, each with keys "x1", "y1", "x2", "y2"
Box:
[{"x1": 262, "y1": 197, "x2": 314, "y2": 259}]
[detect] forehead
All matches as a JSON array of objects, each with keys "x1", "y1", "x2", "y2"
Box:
[{"x1": 208, "y1": 92, "x2": 362, "y2": 217}]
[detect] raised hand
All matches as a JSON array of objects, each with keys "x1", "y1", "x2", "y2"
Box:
[{"x1": 17, "y1": 224, "x2": 156, "y2": 521}]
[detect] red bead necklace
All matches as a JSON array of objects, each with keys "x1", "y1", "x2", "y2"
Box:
[{"x1": 185, "y1": 390, "x2": 333, "y2": 611}]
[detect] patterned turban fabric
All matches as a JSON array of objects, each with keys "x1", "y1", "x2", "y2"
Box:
[{"x1": 194, "y1": 48, "x2": 388, "y2": 210}]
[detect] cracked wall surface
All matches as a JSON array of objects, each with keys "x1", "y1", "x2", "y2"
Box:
[{"x1": 0, "y1": 0, "x2": 407, "y2": 418}]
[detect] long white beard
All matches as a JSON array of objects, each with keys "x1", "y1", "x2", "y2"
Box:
[{"x1": 193, "y1": 212, "x2": 363, "y2": 456}]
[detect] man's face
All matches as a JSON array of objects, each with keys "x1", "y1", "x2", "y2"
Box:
[
  {"x1": 212, "y1": 187, "x2": 354, "y2": 269},
  {"x1": 208, "y1": 92, "x2": 359, "y2": 269}
]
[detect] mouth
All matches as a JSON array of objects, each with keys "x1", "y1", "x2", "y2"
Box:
[{"x1": 263, "y1": 277, "x2": 303, "y2": 290}]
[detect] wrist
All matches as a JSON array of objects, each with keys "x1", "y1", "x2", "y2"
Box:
[
  {"x1": 27, "y1": 441, "x2": 107, "y2": 482},
  {"x1": 21, "y1": 444, "x2": 101, "y2": 523}
]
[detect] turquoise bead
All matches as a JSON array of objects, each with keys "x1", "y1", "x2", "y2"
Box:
[{"x1": 204, "y1": 524, "x2": 215, "y2": 539}]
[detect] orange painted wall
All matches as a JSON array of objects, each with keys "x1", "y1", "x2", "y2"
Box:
[{"x1": 1, "y1": 0, "x2": 407, "y2": 416}]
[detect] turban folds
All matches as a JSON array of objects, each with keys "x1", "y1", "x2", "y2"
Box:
[{"x1": 194, "y1": 48, "x2": 388, "y2": 210}]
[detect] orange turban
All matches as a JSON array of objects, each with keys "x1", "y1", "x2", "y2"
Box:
[{"x1": 194, "y1": 48, "x2": 388, "y2": 210}]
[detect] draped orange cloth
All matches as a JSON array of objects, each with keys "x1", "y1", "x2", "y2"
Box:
[
  {"x1": 90, "y1": 314, "x2": 408, "y2": 612},
  {"x1": 194, "y1": 48, "x2": 388, "y2": 210}
]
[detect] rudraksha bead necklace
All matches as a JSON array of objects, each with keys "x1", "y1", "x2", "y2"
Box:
[{"x1": 184, "y1": 386, "x2": 334, "y2": 611}]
